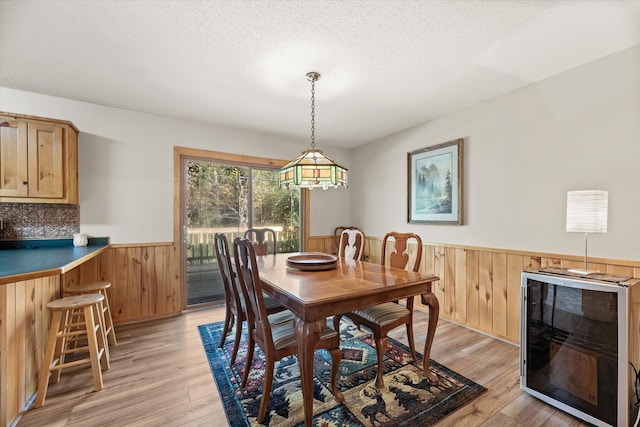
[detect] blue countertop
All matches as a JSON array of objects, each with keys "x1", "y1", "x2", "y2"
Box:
[{"x1": 0, "y1": 238, "x2": 109, "y2": 284}]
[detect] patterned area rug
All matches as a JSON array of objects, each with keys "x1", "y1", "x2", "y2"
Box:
[{"x1": 198, "y1": 320, "x2": 486, "y2": 426}]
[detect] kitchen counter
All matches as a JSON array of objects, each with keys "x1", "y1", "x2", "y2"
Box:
[{"x1": 0, "y1": 237, "x2": 109, "y2": 285}]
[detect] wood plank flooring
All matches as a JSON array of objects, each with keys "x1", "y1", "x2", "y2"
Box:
[{"x1": 16, "y1": 306, "x2": 588, "y2": 426}]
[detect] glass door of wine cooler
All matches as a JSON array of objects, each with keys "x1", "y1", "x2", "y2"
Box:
[{"x1": 521, "y1": 272, "x2": 630, "y2": 427}]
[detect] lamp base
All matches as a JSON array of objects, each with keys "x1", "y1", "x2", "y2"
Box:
[{"x1": 567, "y1": 268, "x2": 601, "y2": 275}]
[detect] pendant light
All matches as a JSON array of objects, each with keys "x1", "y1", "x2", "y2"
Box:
[{"x1": 278, "y1": 72, "x2": 348, "y2": 190}]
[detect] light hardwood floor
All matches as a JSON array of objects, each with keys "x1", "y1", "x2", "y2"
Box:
[{"x1": 17, "y1": 306, "x2": 588, "y2": 426}]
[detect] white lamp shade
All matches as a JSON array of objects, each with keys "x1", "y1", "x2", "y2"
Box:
[{"x1": 566, "y1": 190, "x2": 608, "y2": 233}]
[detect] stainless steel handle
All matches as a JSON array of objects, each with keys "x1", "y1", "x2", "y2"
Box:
[{"x1": 520, "y1": 286, "x2": 526, "y2": 378}]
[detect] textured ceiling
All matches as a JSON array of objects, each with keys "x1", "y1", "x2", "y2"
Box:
[{"x1": 1, "y1": 0, "x2": 640, "y2": 149}]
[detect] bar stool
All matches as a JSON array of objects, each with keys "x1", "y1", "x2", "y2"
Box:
[
  {"x1": 35, "y1": 294, "x2": 109, "y2": 408},
  {"x1": 64, "y1": 282, "x2": 117, "y2": 346}
]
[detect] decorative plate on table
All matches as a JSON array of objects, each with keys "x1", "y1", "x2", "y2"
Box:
[{"x1": 286, "y1": 254, "x2": 338, "y2": 271}]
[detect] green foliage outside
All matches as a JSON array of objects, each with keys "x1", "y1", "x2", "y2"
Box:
[{"x1": 186, "y1": 161, "x2": 300, "y2": 263}]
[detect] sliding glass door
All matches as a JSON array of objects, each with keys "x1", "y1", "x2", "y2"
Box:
[{"x1": 182, "y1": 158, "x2": 300, "y2": 306}]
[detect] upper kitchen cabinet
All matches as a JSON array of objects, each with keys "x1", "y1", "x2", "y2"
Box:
[{"x1": 0, "y1": 112, "x2": 79, "y2": 204}]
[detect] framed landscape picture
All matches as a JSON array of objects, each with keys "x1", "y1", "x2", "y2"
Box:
[{"x1": 408, "y1": 138, "x2": 463, "y2": 224}]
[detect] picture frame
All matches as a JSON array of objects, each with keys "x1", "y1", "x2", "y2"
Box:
[{"x1": 408, "y1": 138, "x2": 463, "y2": 224}]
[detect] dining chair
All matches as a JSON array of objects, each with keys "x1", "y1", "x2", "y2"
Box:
[
  {"x1": 337, "y1": 228, "x2": 365, "y2": 260},
  {"x1": 334, "y1": 226, "x2": 361, "y2": 255},
  {"x1": 233, "y1": 237, "x2": 344, "y2": 423},
  {"x1": 244, "y1": 227, "x2": 277, "y2": 255},
  {"x1": 214, "y1": 233, "x2": 290, "y2": 366},
  {"x1": 334, "y1": 231, "x2": 423, "y2": 388}
]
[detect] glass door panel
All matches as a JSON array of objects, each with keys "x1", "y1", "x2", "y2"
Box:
[
  {"x1": 183, "y1": 160, "x2": 299, "y2": 307},
  {"x1": 252, "y1": 167, "x2": 300, "y2": 253}
]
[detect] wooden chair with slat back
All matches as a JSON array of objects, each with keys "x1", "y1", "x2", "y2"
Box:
[
  {"x1": 214, "y1": 233, "x2": 290, "y2": 368},
  {"x1": 337, "y1": 228, "x2": 365, "y2": 261},
  {"x1": 334, "y1": 226, "x2": 362, "y2": 255},
  {"x1": 334, "y1": 231, "x2": 423, "y2": 388},
  {"x1": 244, "y1": 228, "x2": 277, "y2": 255},
  {"x1": 233, "y1": 237, "x2": 344, "y2": 423}
]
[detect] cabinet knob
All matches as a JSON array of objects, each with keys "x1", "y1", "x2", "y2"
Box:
[{"x1": 22, "y1": 181, "x2": 28, "y2": 185}]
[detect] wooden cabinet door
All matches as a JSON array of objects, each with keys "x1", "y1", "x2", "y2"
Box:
[
  {"x1": 27, "y1": 122, "x2": 65, "y2": 199},
  {"x1": 0, "y1": 118, "x2": 29, "y2": 197}
]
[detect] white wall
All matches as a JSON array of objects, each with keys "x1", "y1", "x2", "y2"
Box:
[
  {"x1": 350, "y1": 45, "x2": 640, "y2": 262},
  {"x1": 0, "y1": 88, "x2": 352, "y2": 243}
]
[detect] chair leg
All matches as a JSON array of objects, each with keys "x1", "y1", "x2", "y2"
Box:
[
  {"x1": 240, "y1": 338, "x2": 255, "y2": 388},
  {"x1": 258, "y1": 358, "x2": 275, "y2": 423},
  {"x1": 405, "y1": 320, "x2": 416, "y2": 362},
  {"x1": 332, "y1": 315, "x2": 342, "y2": 335},
  {"x1": 230, "y1": 316, "x2": 243, "y2": 364},
  {"x1": 219, "y1": 309, "x2": 233, "y2": 347},
  {"x1": 329, "y1": 347, "x2": 344, "y2": 402},
  {"x1": 374, "y1": 335, "x2": 388, "y2": 388}
]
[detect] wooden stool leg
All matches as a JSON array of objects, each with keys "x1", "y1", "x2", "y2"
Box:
[
  {"x1": 83, "y1": 305, "x2": 104, "y2": 391},
  {"x1": 51, "y1": 310, "x2": 71, "y2": 384},
  {"x1": 93, "y1": 302, "x2": 110, "y2": 370},
  {"x1": 101, "y1": 289, "x2": 117, "y2": 346},
  {"x1": 35, "y1": 311, "x2": 63, "y2": 408}
]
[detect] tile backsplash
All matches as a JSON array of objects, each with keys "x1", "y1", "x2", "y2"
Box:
[{"x1": 0, "y1": 203, "x2": 80, "y2": 240}]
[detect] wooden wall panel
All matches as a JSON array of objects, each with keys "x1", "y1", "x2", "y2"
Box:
[
  {"x1": 3, "y1": 283, "x2": 17, "y2": 427},
  {"x1": 15, "y1": 281, "x2": 26, "y2": 412},
  {"x1": 478, "y1": 251, "x2": 493, "y2": 333},
  {"x1": 98, "y1": 234, "x2": 632, "y2": 347},
  {"x1": 444, "y1": 247, "x2": 456, "y2": 319},
  {"x1": 506, "y1": 254, "x2": 524, "y2": 342},
  {"x1": 64, "y1": 244, "x2": 181, "y2": 324},
  {"x1": 140, "y1": 247, "x2": 155, "y2": 318},
  {"x1": 433, "y1": 246, "x2": 445, "y2": 311},
  {"x1": 169, "y1": 244, "x2": 181, "y2": 313},
  {"x1": 1, "y1": 275, "x2": 59, "y2": 427},
  {"x1": 492, "y1": 253, "x2": 507, "y2": 339},
  {"x1": 306, "y1": 235, "x2": 335, "y2": 254},
  {"x1": 0, "y1": 284, "x2": 6, "y2": 427},
  {"x1": 362, "y1": 238, "x2": 639, "y2": 344},
  {"x1": 453, "y1": 248, "x2": 467, "y2": 323},
  {"x1": 466, "y1": 250, "x2": 480, "y2": 329}
]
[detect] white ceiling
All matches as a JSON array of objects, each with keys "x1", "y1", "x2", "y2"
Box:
[{"x1": 2, "y1": 0, "x2": 640, "y2": 149}]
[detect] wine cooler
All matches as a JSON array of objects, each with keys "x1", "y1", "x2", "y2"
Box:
[{"x1": 521, "y1": 270, "x2": 640, "y2": 426}]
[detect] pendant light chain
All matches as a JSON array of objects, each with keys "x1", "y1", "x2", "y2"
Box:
[{"x1": 310, "y1": 75, "x2": 316, "y2": 151}]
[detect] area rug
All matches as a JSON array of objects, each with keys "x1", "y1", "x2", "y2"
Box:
[{"x1": 198, "y1": 320, "x2": 486, "y2": 426}]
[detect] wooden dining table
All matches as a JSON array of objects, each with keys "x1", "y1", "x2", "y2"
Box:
[{"x1": 255, "y1": 252, "x2": 440, "y2": 427}]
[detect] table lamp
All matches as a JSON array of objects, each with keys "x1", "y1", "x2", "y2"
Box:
[{"x1": 565, "y1": 190, "x2": 608, "y2": 275}]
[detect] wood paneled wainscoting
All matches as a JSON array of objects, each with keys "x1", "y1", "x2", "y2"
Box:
[
  {"x1": 0, "y1": 276, "x2": 60, "y2": 427},
  {"x1": 70, "y1": 237, "x2": 640, "y2": 345},
  {"x1": 61, "y1": 243, "x2": 181, "y2": 324},
  {"x1": 308, "y1": 235, "x2": 640, "y2": 344},
  {"x1": 1, "y1": 243, "x2": 181, "y2": 427},
  {"x1": 4, "y1": 238, "x2": 638, "y2": 426}
]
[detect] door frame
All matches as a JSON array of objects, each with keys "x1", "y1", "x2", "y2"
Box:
[{"x1": 173, "y1": 146, "x2": 310, "y2": 310}]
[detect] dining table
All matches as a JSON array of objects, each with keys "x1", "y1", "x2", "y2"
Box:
[{"x1": 255, "y1": 252, "x2": 440, "y2": 427}]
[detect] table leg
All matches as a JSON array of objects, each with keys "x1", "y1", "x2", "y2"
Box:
[
  {"x1": 421, "y1": 291, "x2": 440, "y2": 384},
  {"x1": 294, "y1": 317, "x2": 324, "y2": 427}
]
